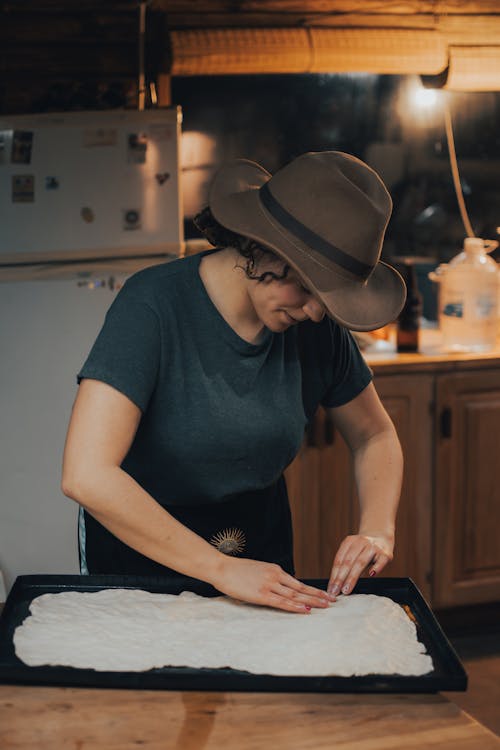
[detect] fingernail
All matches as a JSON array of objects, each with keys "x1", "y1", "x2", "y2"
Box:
[
  {"x1": 369, "y1": 570, "x2": 376, "y2": 577},
  {"x1": 329, "y1": 584, "x2": 340, "y2": 596},
  {"x1": 342, "y1": 584, "x2": 350, "y2": 594},
  {"x1": 305, "y1": 605, "x2": 311, "y2": 612}
]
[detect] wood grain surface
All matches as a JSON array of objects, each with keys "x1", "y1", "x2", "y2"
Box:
[
  {"x1": 364, "y1": 332, "x2": 500, "y2": 375},
  {"x1": 1, "y1": 687, "x2": 499, "y2": 750}
]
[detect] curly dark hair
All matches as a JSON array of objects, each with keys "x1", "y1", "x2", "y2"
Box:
[{"x1": 193, "y1": 206, "x2": 291, "y2": 284}]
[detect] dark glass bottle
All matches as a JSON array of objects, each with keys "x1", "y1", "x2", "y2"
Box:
[{"x1": 397, "y1": 261, "x2": 422, "y2": 353}]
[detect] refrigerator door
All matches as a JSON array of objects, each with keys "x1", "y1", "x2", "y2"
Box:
[
  {"x1": 0, "y1": 108, "x2": 183, "y2": 264},
  {"x1": 0, "y1": 272, "x2": 134, "y2": 595}
]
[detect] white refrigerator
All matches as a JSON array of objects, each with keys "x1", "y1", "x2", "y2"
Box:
[
  {"x1": 0, "y1": 109, "x2": 184, "y2": 597},
  {"x1": 0, "y1": 273, "x2": 140, "y2": 596},
  {"x1": 0, "y1": 108, "x2": 183, "y2": 263}
]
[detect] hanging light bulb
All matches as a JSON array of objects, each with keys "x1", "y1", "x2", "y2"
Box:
[{"x1": 412, "y1": 87, "x2": 439, "y2": 110}]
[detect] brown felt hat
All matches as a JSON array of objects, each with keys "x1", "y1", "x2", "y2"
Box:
[{"x1": 208, "y1": 150, "x2": 406, "y2": 331}]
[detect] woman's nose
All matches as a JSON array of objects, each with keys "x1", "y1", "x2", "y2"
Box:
[{"x1": 302, "y1": 297, "x2": 326, "y2": 323}]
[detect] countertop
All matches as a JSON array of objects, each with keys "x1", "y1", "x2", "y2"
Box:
[
  {"x1": 2, "y1": 604, "x2": 498, "y2": 749},
  {"x1": 1, "y1": 686, "x2": 500, "y2": 749},
  {"x1": 362, "y1": 328, "x2": 500, "y2": 374}
]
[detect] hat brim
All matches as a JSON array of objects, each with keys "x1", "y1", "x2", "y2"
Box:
[{"x1": 209, "y1": 160, "x2": 406, "y2": 332}]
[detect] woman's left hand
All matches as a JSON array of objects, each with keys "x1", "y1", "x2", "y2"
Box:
[{"x1": 327, "y1": 534, "x2": 394, "y2": 597}]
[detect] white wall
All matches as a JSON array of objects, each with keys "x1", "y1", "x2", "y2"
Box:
[{"x1": 0, "y1": 275, "x2": 126, "y2": 596}]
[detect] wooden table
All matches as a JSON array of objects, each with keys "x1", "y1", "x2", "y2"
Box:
[{"x1": 1, "y1": 686, "x2": 499, "y2": 749}]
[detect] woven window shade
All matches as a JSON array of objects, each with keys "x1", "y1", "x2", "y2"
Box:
[
  {"x1": 309, "y1": 29, "x2": 447, "y2": 74},
  {"x1": 171, "y1": 29, "x2": 311, "y2": 75},
  {"x1": 444, "y1": 46, "x2": 500, "y2": 90},
  {"x1": 170, "y1": 28, "x2": 447, "y2": 76}
]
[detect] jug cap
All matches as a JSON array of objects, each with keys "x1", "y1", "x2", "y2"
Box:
[
  {"x1": 464, "y1": 237, "x2": 499, "y2": 254},
  {"x1": 464, "y1": 237, "x2": 485, "y2": 253}
]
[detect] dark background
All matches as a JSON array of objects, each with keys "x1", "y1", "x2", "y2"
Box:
[
  {"x1": 172, "y1": 74, "x2": 500, "y2": 265},
  {"x1": 3, "y1": 70, "x2": 500, "y2": 317}
]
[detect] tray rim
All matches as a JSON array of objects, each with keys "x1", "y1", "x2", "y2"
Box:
[{"x1": 0, "y1": 574, "x2": 468, "y2": 693}]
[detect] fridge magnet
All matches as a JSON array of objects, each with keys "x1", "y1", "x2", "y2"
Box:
[
  {"x1": 11, "y1": 131, "x2": 33, "y2": 164},
  {"x1": 155, "y1": 172, "x2": 170, "y2": 185},
  {"x1": 123, "y1": 209, "x2": 141, "y2": 230},
  {"x1": 0, "y1": 131, "x2": 11, "y2": 165},
  {"x1": 80, "y1": 207, "x2": 95, "y2": 223},
  {"x1": 83, "y1": 128, "x2": 117, "y2": 147},
  {"x1": 127, "y1": 132, "x2": 147, "y2": 164},
  {"x1": 12, "y1": 175, "x2": 34, "y2": 202},
  {"x1": 149, "y1": 123, "x2": 173, "y2": 142},
  {"x1": 45, "y1": 176, "x2": 60, "y2": 190}
]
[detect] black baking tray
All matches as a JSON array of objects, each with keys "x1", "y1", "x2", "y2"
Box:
[{"x1": 0, "y1": 574, "x2": 467, "y2": 692}]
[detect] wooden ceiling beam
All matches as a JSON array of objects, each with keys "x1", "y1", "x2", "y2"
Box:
[
  {"x1": 2, "y1": 1, "x2": 499, "y2": 94},
  {"x1": 2, "y1": 1, "x2": 137, "y2": 10},
  {"x1": 0, "y1": 14, "x2": 137, "y2": 44},
  {"x1": 152, "y1": 1, "x2": 500, "y2": 13},
  {"x1": 5, "y1": 0, "x2": 500, "y2": 21},
  {"x1": 1, "y1": 46, "x2": 137, "y2": 77}
]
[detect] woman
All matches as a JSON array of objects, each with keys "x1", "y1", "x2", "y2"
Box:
[{"x1": 62, "y1": 150, "x2": 405, "y2": 614}]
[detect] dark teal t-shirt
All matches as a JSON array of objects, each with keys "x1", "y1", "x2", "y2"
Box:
[{"x1": 77, "y1": 250, "x2": 372, "y2": 507}]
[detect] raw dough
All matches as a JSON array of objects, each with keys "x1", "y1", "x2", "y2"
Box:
[{"x1": 13, "y1": 589, "x2": 434, "y2": 676}]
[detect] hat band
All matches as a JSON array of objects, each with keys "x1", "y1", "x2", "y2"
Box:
[{"x1": 259, "y1": 182, "x2": 374, "y2": 280}]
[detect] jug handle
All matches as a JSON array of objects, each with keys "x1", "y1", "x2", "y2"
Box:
[
  {"x1": 428, "y1": 263, "x2": 447, "y2": 283},
  {"x1": 484, "y1": 239, "x2": 499, "y2": 254}
]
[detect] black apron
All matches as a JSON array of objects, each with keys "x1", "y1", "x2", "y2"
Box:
[{"x1": 80, "y1": 475, "x2": 295, "y2": 579}]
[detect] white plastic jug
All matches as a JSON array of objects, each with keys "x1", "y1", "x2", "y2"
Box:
[{"x1": 429, "y1": 237, "x2": 499, "y2": 352}]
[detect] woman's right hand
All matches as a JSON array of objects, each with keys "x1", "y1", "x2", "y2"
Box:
[{"x1": 210, "y1": 556, "x2": 335, "y2": 613}]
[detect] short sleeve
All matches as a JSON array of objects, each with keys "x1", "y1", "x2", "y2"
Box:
[
  {"x1": 320, "y1": 323, "x2": 373, "y2": 409},
  {"x1": 77, "y1": 282, "x2": 160, "y2": 413}
]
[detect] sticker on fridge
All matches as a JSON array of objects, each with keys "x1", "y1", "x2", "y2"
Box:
[
  {"x1": 0, "y1": 130, "x2": 12, "y2": 165},
  {"x1": 149, "y1": 123, "x2": 173, "y2": 142},
  {"x1": 123, "y1": 209, "x2": 141, "y2": 230},
  {"x1": 82, "y1": 128, "x2": 118, "y2": 147},
  {"x1": 11, "y1": 131, "x2": 33, "y2": 164},
  {"x1": 12, "y1": 175, "x2": 35, "y2": 202},
  {"x1": 45, "y1": 176, "x2": 60, "y2": 190},
  {"x1": 127, "y1": 133, "x2": 147, "y2": 164}
]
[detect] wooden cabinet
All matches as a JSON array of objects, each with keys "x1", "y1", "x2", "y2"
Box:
[
  {"x1": 285, "y1": 409, "x2": 353, "y2": 580},
  {"x1": 286, "y1": 355, "x2": 500, "y2": 608},
  {"x1": 286, "y1": 374, "x2": 433, "y2": 599},
  {"x1": 359, "y1": 374, "x2": 433, "y2": 600},
  {"x1": 433, "y1": 370, "x2": 500, "y2": 608}
]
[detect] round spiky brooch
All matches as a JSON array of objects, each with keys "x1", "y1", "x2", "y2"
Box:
[{"x1": 210, "y1": 527, "x2": 246, "y2": 556}]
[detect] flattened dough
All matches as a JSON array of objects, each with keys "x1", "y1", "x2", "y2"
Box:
[{"x1": 14, "y1": 590, "x2": 433, "y2": 676}]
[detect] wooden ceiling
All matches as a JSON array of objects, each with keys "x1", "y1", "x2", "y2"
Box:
[
  {"x1": 4, "y1": 1, "x2": 500, "y2": 27},
  {"x1": 3, "y1": 1, "x2": 499, "y2": 67},
  {"x1": 153, "y1": 1, "x2": 500, "y2": 28},
  {"x1": 1, "y1": 1, "x2": 499, "y2": 111}
]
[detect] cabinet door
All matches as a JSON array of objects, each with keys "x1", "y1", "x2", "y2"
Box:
[
  {"x1": 287, "y1": 373, "x2": 434, "y2": 594},
  {"x1": 285, "y1": 429, "x2": 322, "y2": 578},
  {"x1": 285, "y1": 408, "x2": 353, "y2": 579},
  {"x1": 434, "y1": 370, "x2": 500, "y2": 608},
  {"x1": 351, "y1": 375, "x2": 434, "y2": 600}
]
